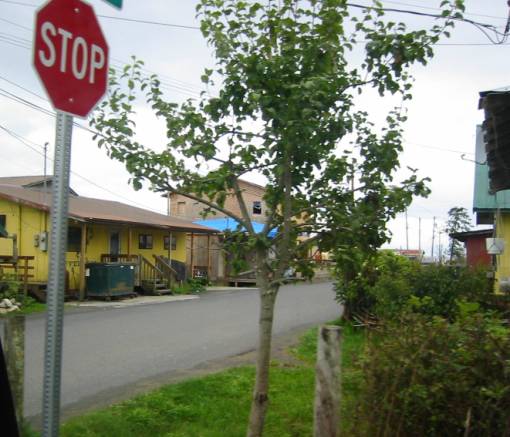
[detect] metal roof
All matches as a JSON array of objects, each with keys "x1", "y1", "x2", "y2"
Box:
[
  {"x1": 450, "y1": 228, "x2": 493, "y2": 242},
  {"x1": 194, "y1": 217, "x2": 277, "y2": 237},
  {"x1": 473, "y1": 125, "x2": 510, "y2": 212},
  {"x1": 0, "y1": 184, "x2": 216, "y2": 233}
]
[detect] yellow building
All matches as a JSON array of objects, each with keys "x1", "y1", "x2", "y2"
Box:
[{"x1": 0, "y1": 176, "x2": 215, "y2": 298}]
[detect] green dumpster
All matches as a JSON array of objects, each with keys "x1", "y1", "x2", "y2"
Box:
[{"x1": 85, "y1": 263, "x2": 136, "y2": 299}]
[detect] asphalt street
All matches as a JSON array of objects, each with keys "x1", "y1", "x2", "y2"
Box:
[{"x1": 21, "y1": 281, "x2": 339, "y2": 420}]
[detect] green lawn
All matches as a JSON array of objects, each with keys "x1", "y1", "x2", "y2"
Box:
[{"x1": 27, "y1": 322, "x2": 365, "y2": 437}]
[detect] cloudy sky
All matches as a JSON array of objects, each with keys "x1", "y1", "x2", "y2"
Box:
[{"x1": 0, "y1": 0, "x2": 508, "y2": 256}]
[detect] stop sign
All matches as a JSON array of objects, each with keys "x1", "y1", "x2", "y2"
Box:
[{"x1": 33, "y1": 0, "x2": 109, "y2": 118}]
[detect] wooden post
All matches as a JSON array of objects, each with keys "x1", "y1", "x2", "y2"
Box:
[
  {"x1": 207, "y1": 233, "x2": 211, "y2": 279},
  {"x1": 4, "y1": 315, "x2": 25, "y2": 428},
  {"x1": 22, "y1": 258, "x2": 28, "y2": 297},
  {"x1": 313, "y1": 325, "x2": 342, "y2": 437},
  {"x1": 190, "y1": 232, "x2": 194, "y2": 279},
  {"x1": 127, "y1": 226, "x2": 132, "y2": 256},
  {"x1": 168, "y1": 231, "x2": 173, "y2": 284},
  {"x1": 79, "y1": 222, "x2": 87, "y2": 301}
]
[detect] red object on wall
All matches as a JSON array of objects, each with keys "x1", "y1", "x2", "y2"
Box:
[{"x1": 450, "y1": 229, "x2": 493, "y2": 267}]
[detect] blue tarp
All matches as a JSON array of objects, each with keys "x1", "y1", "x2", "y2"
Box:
[{"x1": 194, "y1": 217, "x2": 277, "y2": 238}]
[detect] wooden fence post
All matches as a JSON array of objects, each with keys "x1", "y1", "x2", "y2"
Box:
[
  {"x1": 4, "y1": 315, "x2": 25, "y2": 428},
  {"x1": 313, "y1": 325, "x2": 342, "y2": 437}
]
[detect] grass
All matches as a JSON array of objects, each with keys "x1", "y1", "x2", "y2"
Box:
[
  {"x1": 18, "y1": 301, "x2": 47, "y2": 315},
  {"x1": 25, "y1": 322, "x2": 365, "y2": 437},
  {"x1": 0, "y1": 298, "x2": 47, "y2": 317}
]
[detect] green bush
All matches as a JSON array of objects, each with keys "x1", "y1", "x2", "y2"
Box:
[
  {"x1": 349, "y1": 311, "x2": 510, "y2": 436},
  {"x1": 0, "y1": 274, "x2": 36, "y2": 309},
  {"x1": 0, "y1": 274, "x2": 21, "y2": 300},
  {"x1": 172, "y1": 277, "x2": 208, "y2": 295},
  {"x1": 335, "y1": 251, "x2": 492, "y2": 321}
]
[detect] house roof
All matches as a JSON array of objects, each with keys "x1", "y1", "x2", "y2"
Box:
[
  {"x1": 0, "y1": 175, "x2": 79, "y2": 196},
  {"x1": 450, "y1": 228, "x2": 493, "y2": 242},
  {"x1": 473, "y1": 125, "x2": 510, "y2": 212},
  {"x1": 0, "y1": 184, "x2": 216, "y2": 233},
  {"x1": 0, "y1": 175, "x2": 53, "y2": 186},
  {"x1": 194, "y1": 217, "x2": 277, "y2": 237},
  {"x1": 393, "y1": 249, "x2": 423, "y2": 257}
]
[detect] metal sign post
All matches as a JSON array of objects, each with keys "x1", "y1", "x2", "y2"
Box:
[
  {"x1": 42, "y1": 112, "x2": 73, "y2": 437},
  {"x1": 33, "y1": 0, "x2": 109, "y2": 118},
  {"x1": 32, "y1": 0, "x2": 109, "y2": 434}
]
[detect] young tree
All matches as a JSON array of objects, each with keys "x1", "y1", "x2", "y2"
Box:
[
  {"x1": 445, "y1": 206, "x2": 471, "y2": 262},
  {"x1": 91, "y1": 1, "x2": 464, "y2": 435}
]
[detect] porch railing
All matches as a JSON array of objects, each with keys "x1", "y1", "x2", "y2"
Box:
[
  {"x1": 100, "y1": 253, "x2": 140, "y2": 263},
  {"x1": 140, "y1": 256, "x2": 167, "y2": 286},
  {"x1": 153, "y1": 255, "x2": 178, "y2": 283},
  {"x1": 0, "y1": 256, "x2": 35, "y2": 296}
]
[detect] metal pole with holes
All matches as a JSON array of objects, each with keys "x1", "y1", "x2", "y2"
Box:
[{"x1": 42, "y1": 112, "x2": 73, "y2": 437}]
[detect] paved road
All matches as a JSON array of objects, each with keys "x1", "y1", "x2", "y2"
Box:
[{"x1": 21, "y1": 282, "x2": 339, "y2": 420}]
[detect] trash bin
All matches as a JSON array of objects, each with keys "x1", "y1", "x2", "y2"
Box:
[{"x1": 85, "y1": 263, "x2": 136, "y2": 299}]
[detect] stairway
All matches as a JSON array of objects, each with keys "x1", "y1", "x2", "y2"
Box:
[{"x1": 140, "y1": 278, "x2": 172, "y2": 295}]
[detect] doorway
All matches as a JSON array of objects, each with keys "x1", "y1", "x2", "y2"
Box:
[{"x1": 109, "y1": 231, "x2": 120, "y2": 262}]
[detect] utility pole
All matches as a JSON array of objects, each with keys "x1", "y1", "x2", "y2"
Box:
[
  {"x1": 43, "y1": 142, "x2": 48, "y2": 231},
  {"x1": 418, "y1": 217, "x2": 422, "y2": 253},
  {"x1": 405, "y1": 210, "x2": 409, "y2": 250},
  {"x1": 438, "y1": 230, "x2": 442, "y2": 264},
  {"x1": 431, "y1": 216, "x2": 436, "y2": 259}
]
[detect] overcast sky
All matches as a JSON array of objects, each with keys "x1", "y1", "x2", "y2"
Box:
[{"x1": 0, "y1": 0, "x2": 508, "y2": 257}]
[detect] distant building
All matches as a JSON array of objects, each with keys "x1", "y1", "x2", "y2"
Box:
[
  {"x1": 168, "y1": 179, "x2": 267, "y2": 222},
  {"x1": 450, "y1": 229, "x2": 493, "y2": 268},
  {"x1": 0, "y1": 175, "x2": 215, "y2": 297},
  {"x1": 391, "y1": 249, "x2": 424, "y2": 262}
]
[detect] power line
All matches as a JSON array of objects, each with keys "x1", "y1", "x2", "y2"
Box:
[
  {"x1": 0, "y1": 75, "x2": 48, "y2": 102},
  {"x1": 0, "y1": 0, "x2": 506, "y2": 42},
  {"x1": 0, "y1": 0, "x2": 201, "y2": 30},
  {"x1": 405, "y1": 140, "x2": 474, "y2": 156},
  {"x1": 0, "y1": 0, "x2": 35, "y2": 6},
  {"x1": 379, "y1": 0, "x2": 508, "y2": 22},
  {"x1": 0, "y1": 30, "x2": 209, "y2": 98},
  {"x1": 98, "y1": 15, "x2": 200, "y2": 30},
  {"x1": 0, "y1": 122, "x2": 165, "y2": 213},
  {"x1": 0, "y1": 16, "x2": 31, "y2": 31},
  {"x1": 1, "y1": 15, "x2": 509, "y2": 58},
  {"x1": 0, "y1": 36, "x2": 30, "y2": 50}
]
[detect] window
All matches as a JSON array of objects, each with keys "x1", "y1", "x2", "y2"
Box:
[
  {"x1": 177, "y1": 201, "x2": 186, "y2": 216},
  {"x1": 252, "y1": 201, "x2": 262, "y2": 215},
  {"x1": 139, "y1": 234, "x2": 153, "y2": 249},
  {"x1": 67, "y1": 227, "x2": 82, "y2": 252},
  {"x1": 0, "y1": 214, "x2": 6, "y2": 237},
  {"x1": 164, "y1": 235, "x2": 177, "y2": 251}
]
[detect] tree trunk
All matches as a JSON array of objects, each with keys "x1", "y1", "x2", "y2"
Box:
[{"x1": 247, "y1": 280, "x2": 278, "y2": 437}]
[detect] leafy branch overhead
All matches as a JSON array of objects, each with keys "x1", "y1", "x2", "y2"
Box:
[{"x1": 92, "y1": 0, "x2": 462, "y2": 275}]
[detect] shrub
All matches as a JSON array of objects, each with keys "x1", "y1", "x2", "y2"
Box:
[
  {"x1": 172, "y1": 277, "x2": 208, "y2": 295},
  {"x1": 335, "y1": 251, "x2": 492, "y2": 321},
  {"x1": 349, "y1": 311, "x2": 510, "y2": 436},
  {"x1": 0, "y1": 274, "x2": 21, "y2": 300}
]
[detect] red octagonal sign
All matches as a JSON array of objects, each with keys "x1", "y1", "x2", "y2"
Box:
[{"x1": 33, "y1": 0, "x2": 109, "y2": 118}]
